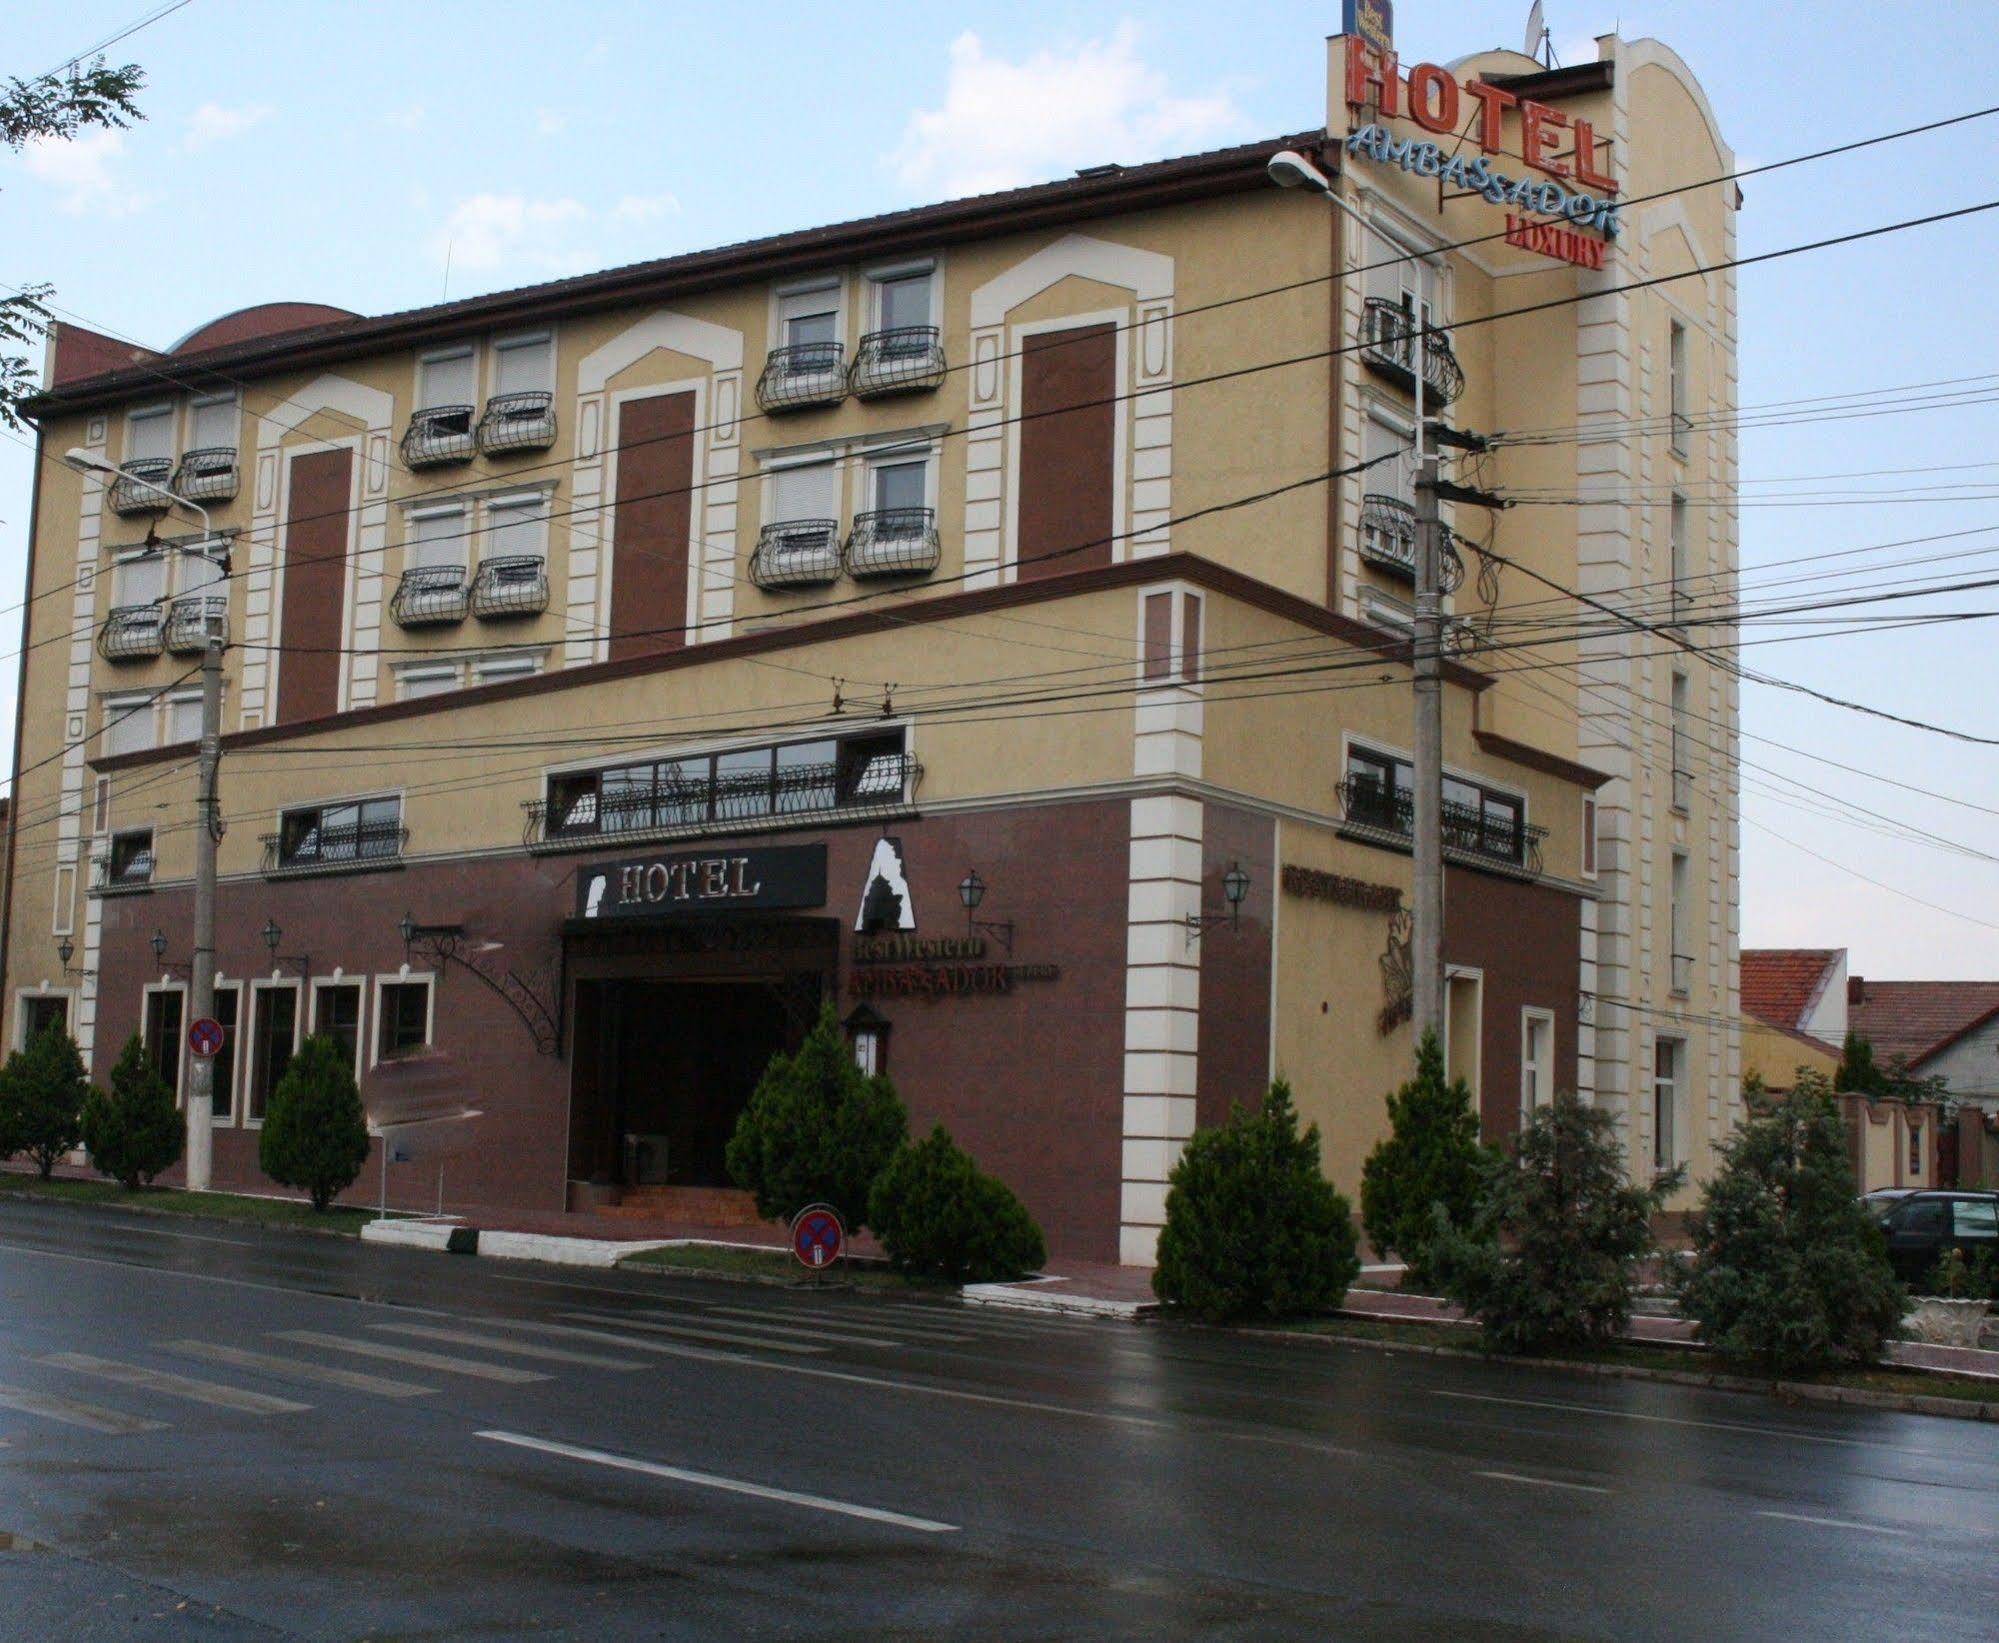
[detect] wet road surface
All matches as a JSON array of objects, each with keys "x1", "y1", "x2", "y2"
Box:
[{"x1": 0, "y1": 1197, "x2": 1992, "y2": 1639}]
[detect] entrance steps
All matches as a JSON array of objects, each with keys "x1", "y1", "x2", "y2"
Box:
[{"x1": 597, "y1": 1186, "x2": 765, "y2": 1227}]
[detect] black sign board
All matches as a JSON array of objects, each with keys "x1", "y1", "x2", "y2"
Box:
[{"x1": 575, "y1": 843, "x2": 827, "y2": 920}]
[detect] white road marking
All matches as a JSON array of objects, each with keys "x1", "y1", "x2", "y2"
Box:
[
  {"x1": 161, "y1": 1340, "x2": 436, "y2": 1400},
  {"x1": 1429, "y1": 1389, "x2": 1879, "y2": 1450},
  {"x1": 477, "y1": 1429, "x2": 958, "y2": 1533},
  {"x1": 1474, "y1": 1470, "x2": 1611, "y2": 1495},
  {"x1": 572, "y1": 1307, "x2": 909, "y2": 1350},
  {"x1": 273, "y1": 1331, "x2": 549, "y2": 1384},
  {"x1": 680, "y1": 1303, "x2": 974, "y2": 1344},
  {"x1": 555, "y1": 1312, "x2": 825, "y2": 1356},
  {"x1": 1756, "y1": 1509, "x2": 1912, "y2": 1537},
  {"x1": 367, "y1": 1323, "x2": 646, "y2": 1370},
  {"x1": 0, "y1": 1381, "x2": 167, "y2": 1435},
  {"x1": 39, "y1": 1353, "x2": 309, "y2": 1415}
]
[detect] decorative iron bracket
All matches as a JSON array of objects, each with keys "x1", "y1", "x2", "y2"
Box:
[{"x1": 402, "y1": 921, "x2": 562, "y2": 1055}]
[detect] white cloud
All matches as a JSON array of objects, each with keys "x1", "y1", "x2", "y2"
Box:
[
  {"x1": 888, "y1": 24, "x2": 1242, "y2": 199},
  {"x1": 609, "y1": 192, "x2": 679, "y2": 226},
  {"x1": 535, "y1": 109, "x2": 565, "y2": 138},
  {"x1": 182, "y1": 102, "x2": 272, "y2": 152},
  {"x1": 17, "y1": 128, "x2": 151, "y2": 217},
  {"x1": 382, "y1": 104, "x2": 426, "y2": 132},
  {"x1": 430, "y1": 190, "x2": 681, "y2": 280}
]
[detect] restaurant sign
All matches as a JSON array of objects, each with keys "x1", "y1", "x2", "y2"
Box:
[{"x1": 576, "y1": 843, "x2": 827, "y2": 920}]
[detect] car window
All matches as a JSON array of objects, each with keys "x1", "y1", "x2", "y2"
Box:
[
  {"x1": 1952, "y1": 1198, "x2": 1998, "y2": 1238},
  {"x1": 1895, "y1": 1200, "x2": 1948, "y2": 1235}
]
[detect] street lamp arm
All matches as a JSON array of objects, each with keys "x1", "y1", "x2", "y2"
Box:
[{"x1": 62, "y1": 445, "x2": 213, "y2": 541}]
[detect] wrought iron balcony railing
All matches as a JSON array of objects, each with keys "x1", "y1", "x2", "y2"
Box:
[
  {"x1": 172, "y1": 447, "x2": 239, "y2": 502},
  {"x1": 1359, "y1": 493, "x2": 1417, "y2": 579},
  {"x1": 524, "y1": 752, "x2": 922, "y2": 850},
  {"x1": 97, "y1": 604, "x2": 165, "y2": 662},
  {"x1": 846, "y1": 508, "x2": 941, "y2": 579},
  {"x1": 93, "y1": 847, "x2": 155, "y2": 893},
  {"x1": 400, "y1": 405, "x2": 477, "y2": 468},
  {"x1": 476, "y1": 390, "x2": 557, "y2": 455},
  {"x1": 850, "y1": 327, "x2": 946, "y2": 399},
  {"x1": 107, "y1": 458, "x2": 174, "y2": 516},
  {"x1": 470, "y1": 554, "x2": 549, "y2": 619},
  {"x1": 262, "y1": 821, "x2": 408, "y2": 878},
  {"x1": 749, "y1": 521, "x2": 841, "y2": 591},
  {"x1": 389, "y1": 564, "x2": 470, "y2": 627},
  {"x1": 164, "y1": 595, "x2": 227, "y2": 655},
  {"x1": 1358, "y1": 297, "x2": 1465, "y2": 408},
  {"x1": 1671, "y1": 952, "x2": 1694, "y2": 996},
  {"x1": 755, "y1": 342, "x2": 847, "y2": 413},
  {"x1": 1337, "y1": 773, "x2": 1547, "y2": 875}
]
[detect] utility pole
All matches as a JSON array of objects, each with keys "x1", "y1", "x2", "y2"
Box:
[
  {"x1": 184, "y1": 615, "x2": 224, "y2": 1192},
  {"x1": 1411, "y1": 456, "x2": 1445, "y2": 1042}
]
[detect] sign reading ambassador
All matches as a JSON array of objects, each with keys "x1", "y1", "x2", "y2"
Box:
[{"x1": 576, "y1": 843, "x2": 827, "y2": 920}]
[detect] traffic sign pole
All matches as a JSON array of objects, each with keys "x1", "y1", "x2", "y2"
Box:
[
  {"x1": 790, "y1": 1204, "x2": 845, "y2": 1285},
  {"x1": 184, "y1": 631, "x2": 223, "y2": 1190}
]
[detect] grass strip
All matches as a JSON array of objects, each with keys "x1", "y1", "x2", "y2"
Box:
[{"x1": 0, "y1": 1172, "x2": 371, "y2": 1236}]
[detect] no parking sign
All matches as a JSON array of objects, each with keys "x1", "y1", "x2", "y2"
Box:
[
  {"x1": 790, "y1": 1204, "x2": 844, "y2": 1270},
  {"x1": 187, "y1": 1017, "x2": 224, "y2": 1059}
]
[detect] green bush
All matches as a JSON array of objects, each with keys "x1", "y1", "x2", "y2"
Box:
[
  {"x1": 80, "y1": 1034, "x2": 182, "y2": 1189},
  {"x1": 258, "y1": 1034, "x2": 370, "y2": 1211},
  {"x1": 726, "y1": 1003, "x2": 907, "y2": 1231},
  {"x1": 1676, "y1": 1072, "x2": 1904, "y2": 1374},
  {"x1": 1360, "y1": 1031, "x2": 1489, "y2": 1290},
  {"x1": 0, "y1": 1022, "x2": 89, "y2": 1180},
  {"x1": 1152, "y1": 1079, "x2": 1360, "y2": 1323},
  {"x1": 867, "y1": 1126, "x2": 1047, "y2": 1283},
  {"x1": 1432, "y1": 1090, "x2": 1672, "y2": 1355}
]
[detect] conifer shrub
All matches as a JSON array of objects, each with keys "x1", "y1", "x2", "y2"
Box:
[
  {"x1": 258, "y1": 1033, "x2": 370, "y2": 1211},
  {"x1": 867, "y1": 1125, "x2": 1047, "y2": 1283},
  {"x1": 1152, "y1": 1079, "x2": 1360, "y2": 1322},
  {"x1": 726, "y1": 1003, "x2": 907, "y2": 1231},
  {"x1": 1676, "y1": 1072, "x2": 1904, "y2": 1373},
  {"x1": 80, "y1": 1033, "x2": 182, "y2": 1189},
  {"x1": 1360, "y1": 1031, "x2": 1489, "y2": 1290},
  {"x1": 1432, "y1": 1090, "x2": 1673, "y2": 1354},
  {"x1": 0, "y1": 1021, "x2": 89, "y2": 1180}
]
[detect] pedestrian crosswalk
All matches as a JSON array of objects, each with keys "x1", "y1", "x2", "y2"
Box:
[{"x1": 0, "y1": 1287, "x2": 1099, "y2": 1444}]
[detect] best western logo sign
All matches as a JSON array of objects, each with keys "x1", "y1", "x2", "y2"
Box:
[{"x1": 1343, "y1": 37, "x2": 1621, "y2": 250}]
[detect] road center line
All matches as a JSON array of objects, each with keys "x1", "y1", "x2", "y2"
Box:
[
  {"x1": 1755, "y1": 1509, "x2": 1912, "y2": 1537},
  {"x1": 477, "y1": 1429, "x2": 959, "y2": 1534},
  {"x1": 1474, "y1": 1469, "x2": 1611, "y2": 1495}
]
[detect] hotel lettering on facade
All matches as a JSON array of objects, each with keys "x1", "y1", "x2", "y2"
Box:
[{"x1": 2, "y1": 31, "x2": 1739, "y2": 1263}]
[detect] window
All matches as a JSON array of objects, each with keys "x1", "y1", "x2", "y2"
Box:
[
  {"x1": 1908, "y1": 1121, "x2": 1923, "y2": 1175},
  {"x1": 407, "y1": 505, "x2": 468, "y2": 573},
  {"x1": 248, "y1": 983, "x2": 300, "y2": 1123},
  {"x1": 113, "y1": 548, "x2": 167, "y2": 608},
  {"x1": 210, "y1": 984, "x2": 241, "y2": 1120},
  {"x1": 166, "y1": 691, "x2": 203, "y2": 746},
  {"x1": 492, "y1": 333, "x2": 552, "y2": 396},
  {"x1": 1346, "y1": 744, "x2": 1413, "y2": 831},
  {"x1": 180, "y1": 540, "x2": 229, "y2": 598},
  {"x1": 1893, "y1": 1198, "x2": 1946, "y2": 1235},
  {"x1": 1668, "y1": 320, "x2": 1689, "y2": 455},
  {"x1": 106, "y1": 828, "x2": 154, "y2": 888},
  {"x1": 1670, "y1": 671, "x2": 1691, "y2": 813},
  {"x1": 312, "y1": 982, "x2": 363, "y2": 1081},
  {"x1": 1669, "y1": 494, "x2": 1689, "y2": 622},
  {"x1": 126, "y1": 404, "x2": 174, "y2": 463},
  {"x1": 778, "y1": 284, "x2": 839, "y2": 352},
  {"x1": 1521, "y1": 1010, "x2": 1554, "y2": 1118},
  {"x1": 417, "y1": 347, "x2": 477, "y2": 411},
  {"x1": 1653, "y1": 1037, "x2": 1682, "y2": 1171},
  {"x1": 485, "y1": 492, "x2": 547, "y2": 559},
  {"x1": 869, "y1": 456, "x2": 927, "y2": 515},
  {"x1": 1582, "y1": 794, "x2": 1599, "y2": 878},
  {"x1": 377, "y1": 980, "x2": 431, "y2": 1061},
  {"x1": 871, "y1": 269, "x2": 932, "y2": 334},
  {"x1": 1670, "y1": 850, "x2": 1691, "y2": 994},
  {"x1": 1363, "y1": 407, "x2": 1415, "y2": 507},
  {"x1": 1346, "y1": 745, "x2": 1532, "y2": 868},
  {"x1": 103, "y1": 693, "x2": 156, "y2": 758},
  {"x1": 143, "y1": 988, "x2": 183, "y2": 1099},
  {"x1": 473, "y1": 653, "x2": 539, "y2": 686},
  {"x1": 188, "y1": 393, "x2": 237, "y2": 452},
  {"x1": 399, "y1": 666, "x2": 459, "y2": 701},
  {"x1": 1952, "y1": 1197, "x2": 1998, "y2": 1238},
  {"x1": 277, "y1": 796, "x2": 403, "y2": 868},
  {"x1": 19, "y1": 994, "x2": 68, "y2": 1047},
  {"x1": 769, "y1": 459, "x2": 838, "y2": 526}
]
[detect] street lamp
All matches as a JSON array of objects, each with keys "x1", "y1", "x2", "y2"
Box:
[
  {"x1": 55, "y1": 935, "x2": 77, "y2": 975},
  {"x1": 956, "y1": 868, "x2": 1014, "y2": 955},
  {"x1": 61, "y1": 446, "x2": 213, "y2": 540},
  {"x1": 1185, "y1": 861, "x2": 1253, "y2": 947},
  {"x1": 261, "y1": 916, "x2": 309, "y2": 978}
]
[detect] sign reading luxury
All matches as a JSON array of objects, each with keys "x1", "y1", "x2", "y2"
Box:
[
  {"x1": 576, "y1": 843, "x2": 827, "y2": 919},
  {"x1": 1342, "y1": 36, "x2": 1621, "y2": 242}
]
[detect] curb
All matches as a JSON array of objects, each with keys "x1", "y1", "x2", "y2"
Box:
[
  {"x1": 360, "y1": 1218, "x2": 677, "y2": 1267},
  {"x1": 0, "y1": 1182, "x2": 366, "y2": 1241},
  {"x1": 962, "y1": 1278, "x2": 1159, "y2": 1320}
]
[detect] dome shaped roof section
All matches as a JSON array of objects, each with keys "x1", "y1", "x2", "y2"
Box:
[{"x1": 170, "y1": 301, "x2": 360, "y2": 356}]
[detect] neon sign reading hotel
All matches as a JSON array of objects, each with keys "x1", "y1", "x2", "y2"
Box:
[{"x1": 1343, "y1": 38, "x2": 1622, "y2": 241}]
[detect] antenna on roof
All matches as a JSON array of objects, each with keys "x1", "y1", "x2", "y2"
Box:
[
  {"x1": 1523, "y1": 1, "x2": 1555, "y2": 67},
  {"x1": 441, "y1": 239, "x2": 454, "y2": 303}
]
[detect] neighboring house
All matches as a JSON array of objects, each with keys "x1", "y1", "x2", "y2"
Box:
[
  {"x1": 1738, "y1": 948, "x2": 1843, "y2": 1091},
  {"x1": 1847, "y1": 977, "x2": 1999, "y2": 1113}
]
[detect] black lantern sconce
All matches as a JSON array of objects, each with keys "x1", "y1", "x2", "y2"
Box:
[
  {"x1": 260, "y1": 916, "x2": 311, "y2": 978},
  {"x1": 955, "y1": 869, "x2": 1015, "y2": 956},
  {"x1": 1184, "y1": 861, "x2": 1252, "y2": 947},
  {"x1": 147, "y1": 928, "x2": 192, "y2": 977},
  {"x1": 843, "y1": 1003, "x2": 891, "y2": 1078},
  {"x1": 54, "y1": 935, "x2": 79, "y2": 977}
]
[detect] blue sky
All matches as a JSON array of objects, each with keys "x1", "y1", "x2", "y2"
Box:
[{"x1": 4, "y1": 1, "x2": 1997, "y2": 978}]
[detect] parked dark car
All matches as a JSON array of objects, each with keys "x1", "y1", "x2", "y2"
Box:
[
  {"x1": 1876, "y1": 1191, "x2": 1999, "y2": 1287},
  {"x1": 1861, "y1": 1187, "x2": 1918, "y2": 1223}
]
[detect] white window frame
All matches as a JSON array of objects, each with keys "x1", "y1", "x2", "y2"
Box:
[
  {"x1": 1668, "y1": 319, "x2": 1690, "y2": 456},
  {"x1": 1443, "y1": 964, "x2": 1484, "y2": 1110},
  {"x1": 862, "y1": 258, "x2": 940, "y2": 334},
  {"x1": 208, "y1": 978, "x2": 245, "y2": 1127},
  {"x1": 1670, "y1": 848, "x2": 1691, "y2": 994},
  {"x1": 472, "y1": 651, "x2": 542, "y2": 686},
  {"x1": 1520, "y1": 1007, "x2": 1555, "y2": 1120},
  {"x1": 406, "y1": 501, "x2": 471, "y2": 574},
  {"x1": 310, "y1": 973, "x2": 368, "y2": 1087},
  {"x1": 483, "y1": 490, "x2": 550, "y2": 561},
  {"x1": 244, "y1": 977, "x2": 304, "y2": 1130},
  {"x1": 1653, "y1": 1035, "x2": 1684, "y2": 1172},
  {"x1": 862, "y1": 440, "x2": 938, "y2": 515},
  {"x1": 416, "y1": 344, "x2": 479, "y2": 412},
  {"x1": 490, "y1": 330, "x2": 553, "y2": 397},
  {"x1": 397, "y1": 663, "x2": 462, "y2": 702},
  {"x1": 1581, "y1": 793, "x2": 1599, "y2": 879},
  {"x1": 14, "y1": 988, "x2": 76, "y2": 1051},
  {"x1": 142, "y1": 980, "x2": 188, "y2": 1105},
  {"x1": 102, "y1": 691, "x2": 157, "y2": 758},
  {"x1": 124, "y1": 402, "x2": 175, "y2": 463},
  {"x1": 186, "y1": 391, "x2": 239, "y2": 452},
  {"x1": 166, "y1": 689, "x2": 208, "y2": 747},
  {"x1": 371, "y1": 969, "x2": 436, "y2": 1068},
  {"x1": 111, "y1": 546, "x2": 168, "y2": 609},
  {"x1": 763, "y1": 452, "x2": 843, "y2": 527},
  {"x1": 770, "y1": 276, "x2": 847, "y2": 354}
]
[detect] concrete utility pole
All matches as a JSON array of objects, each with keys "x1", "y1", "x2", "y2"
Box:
[
  {"x1": 1411, "y1": 457, "x2": 1445, "y2": 1042},
  {"x1": 185, "y1": 621, "x2": 223, "y2": 1191}
]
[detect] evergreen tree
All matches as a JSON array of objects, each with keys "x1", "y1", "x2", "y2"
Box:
[
  {"x1": 1834, "y1": 1032, "x2": 1888, "y2": 1095},
  {"x1": 1432, "y1": 1091, "x2": 1672, "y2": 1355},
  {"x1": 868, "y1": 1126, "x2": 1047, "y2": 1283},
  {"x1": 1677, "y1": 1072, "x2": 1904, "y2": 1373},
  {"x1": 725, "y1": 1003, "x2": 907, "y2": 1230},
  {"x1": 259, "y1": 1034, "x2": 370, "y2": 1210},
  {"x1": 0, "y1": 1022, "x2": 89, "y2": 1179},
  {"x1": 1152, "y1": 1080, "x2": 1360, "y2": 1322},
  {"x1": 1359, "y1": 1031, "x2": 1489, "y2": 1289},
  {"x1": 79, "y1": 1033, "x2": 182, "y2": 1189}
]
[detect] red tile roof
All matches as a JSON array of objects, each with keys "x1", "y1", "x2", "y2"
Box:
[
  {"x1": 1740, "y1": 949, "x2": 1842, "y2": 1037},
  {"x1": 1847, "y1": 981, "x2": 1999, "y2": 1068}
]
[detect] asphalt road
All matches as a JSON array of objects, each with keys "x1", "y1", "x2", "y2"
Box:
[{"x1": 0, "y1": 1199, "x2": 1991, "y2": 1641}]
